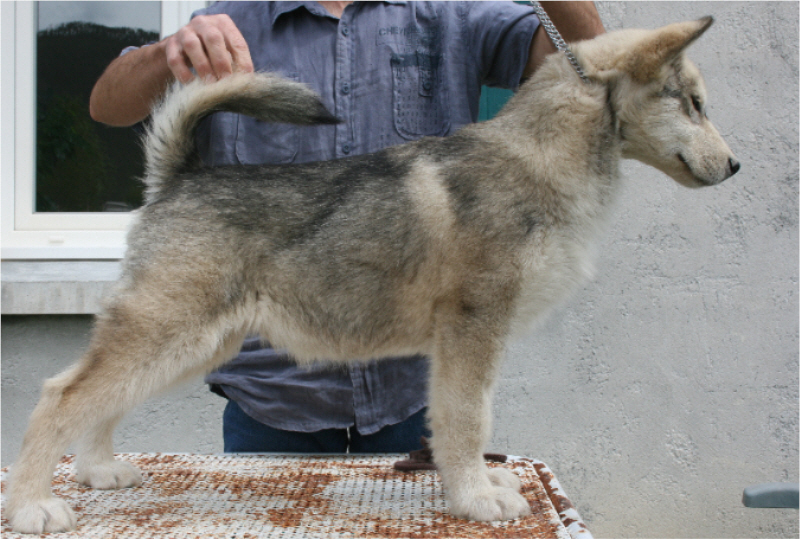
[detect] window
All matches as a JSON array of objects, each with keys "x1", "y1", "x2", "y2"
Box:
[
  {"x1": 36, "y1": 2, "x2": 161, "y2": 214},
  {"x1": 1, "y1": 1, "x2": 205, "y2": 259}
]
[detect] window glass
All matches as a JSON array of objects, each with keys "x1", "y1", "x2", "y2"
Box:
[{"x1": 36, "y1": 2, "x2": 160, "y2": 212}]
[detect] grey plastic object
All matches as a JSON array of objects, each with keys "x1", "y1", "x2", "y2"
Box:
[{"x1": 742, "y1": 483, "x2": 800, "y2": 508}]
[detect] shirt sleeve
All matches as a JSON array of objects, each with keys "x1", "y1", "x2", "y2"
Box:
[{"x1": 460, "y1": 1, "x2": 539, "y2": 90}]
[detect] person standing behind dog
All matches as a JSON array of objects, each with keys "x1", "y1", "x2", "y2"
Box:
[{"x1": 89, "y1": 1, "x2": 604, "y2": 454}]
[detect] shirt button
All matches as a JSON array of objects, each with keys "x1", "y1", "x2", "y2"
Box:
[
  {"x1": 341, "y1": 24, "x2": 349, "y2": 36},
  {"x1": 342, "y1": 143, "x2": 351, "y2": 154},
  {"x1": 341, "y1": 82, "x2": 350, "y2": 95}
]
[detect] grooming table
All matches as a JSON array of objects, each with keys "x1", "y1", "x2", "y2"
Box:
[{"x1": 1, "y1": 454, "x2": 592, "y2": 538}]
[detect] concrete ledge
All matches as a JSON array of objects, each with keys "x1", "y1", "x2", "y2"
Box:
[{"x1": 1, "y1": 260, "x2": 121, "y2": 314}]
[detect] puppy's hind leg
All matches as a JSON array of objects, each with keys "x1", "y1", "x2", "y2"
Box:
[
  {"x1": 72, "y1": 319, "x2": 245, "y2": 493},
  {"x1": 5, "y1": 361, "x2": 86, "y2": 534},
  {"x1": 74, "y1": 411, "x2": 142, "y2": 490},
  {"x1": 5, "y1": 292, "x2": 247, "y2": 534}
]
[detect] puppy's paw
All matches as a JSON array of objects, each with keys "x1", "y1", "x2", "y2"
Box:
[
  {"x1": 7, "y1": 497, "x2": 77, "y2": 534},
  {"x1": 488, "y1": 467, "x2": 522, "y2": 491},
  {"x1": 450, "y1": 485, "x2": 532, "y2": 522},
  {"x1": 76, "y1": 459, "x2": 142, "y2": 490}
]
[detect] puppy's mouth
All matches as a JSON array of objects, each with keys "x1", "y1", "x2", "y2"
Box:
[
  {"x1": 676, "y1": 153, "x2": 712, "y2": 187},
  {"x1": 677, "y1": 153, "x2": 697, "y2": 176}
]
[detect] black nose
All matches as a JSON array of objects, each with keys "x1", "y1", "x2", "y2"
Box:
[{"x1": 728, "y1": 157, "x2": 741, "y2": 176}]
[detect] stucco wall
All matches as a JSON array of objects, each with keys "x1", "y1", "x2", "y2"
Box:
[
  {"x1": 2, "y1": 2, "x2": 797, "y2": 537},
  {"x1": 491, "y1": 2, "x2": 799, "y2": 537}
]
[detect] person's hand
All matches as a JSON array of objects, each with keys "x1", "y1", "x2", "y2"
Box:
[{"x1": 163, "y1": 14, "x2": 255, "y2": 83}]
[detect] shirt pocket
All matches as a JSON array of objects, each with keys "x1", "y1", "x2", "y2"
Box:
[
  {"x1": 235, "y1": 73, "x2": 300, "y2": 164},
  {"x1": 391, "y1": 50, "x2": 450, "y2": 139}
]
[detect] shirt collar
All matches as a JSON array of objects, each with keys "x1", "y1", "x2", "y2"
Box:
[{"x1": 270, "y1": 1, "x2": 406, "y2": 26}]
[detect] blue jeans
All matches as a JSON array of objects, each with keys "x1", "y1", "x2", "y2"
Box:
[{"x1": 223, "y1": 399, "x2": 430, "y2": 453}]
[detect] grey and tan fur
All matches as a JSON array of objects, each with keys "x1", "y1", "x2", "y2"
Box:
[{"x1": 7, "y1": 18, "x2": 739, "y2": 533}]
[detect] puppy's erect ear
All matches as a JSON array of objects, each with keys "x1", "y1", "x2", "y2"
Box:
[{"x1": 625, "y1": 17, "x2": 713, "y2": 81}]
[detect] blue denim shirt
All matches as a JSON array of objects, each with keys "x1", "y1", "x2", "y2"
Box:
[{"x1": 195, "y1": 1, "x2": 539, "y2": 434}]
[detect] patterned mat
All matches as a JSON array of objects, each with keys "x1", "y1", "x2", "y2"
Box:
[{"x1": 1, "y1": 453, "x2": 591, "y2": 539}]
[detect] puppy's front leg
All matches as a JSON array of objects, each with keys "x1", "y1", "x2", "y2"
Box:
[{"x1": 428, "y1": 322, "x2": 531, "y2": 521}]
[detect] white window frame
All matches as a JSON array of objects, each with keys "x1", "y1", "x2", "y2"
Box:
[{"x1": 1, "y1": 1, "x2": 206, "y2": 259}]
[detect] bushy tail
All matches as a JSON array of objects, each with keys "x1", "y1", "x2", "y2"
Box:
[{"x1": 142, "y1": 72, "x2": 339, "y2": 201}]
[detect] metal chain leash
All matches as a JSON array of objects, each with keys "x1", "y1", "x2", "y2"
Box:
[{"x1": 528, "y1": 1, "x2": 591, "y2": 84}]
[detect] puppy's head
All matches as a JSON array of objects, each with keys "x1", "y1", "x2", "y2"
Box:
[{"x1": 574, "y1": 17, "x2": 740, "y2": 187}]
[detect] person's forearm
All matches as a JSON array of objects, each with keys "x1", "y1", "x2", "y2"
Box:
[
  {"x1": 89, "y1": 41, "x2": 174, "y2": 127},
  {"x1": 540, "y1": 1, "x2": 605, "y2": 43},
  {"x1": 523, "y1": 1, "x2": 605, "y2": 79}
]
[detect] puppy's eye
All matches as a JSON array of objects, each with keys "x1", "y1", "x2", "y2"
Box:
[{"x1": 691, "y1": 95, "x2": 703, "y2": 114}]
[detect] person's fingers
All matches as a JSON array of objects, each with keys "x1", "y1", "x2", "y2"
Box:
[
  {"x1": 164, "y1": 34, "x2": 195, "y2": 83},
  {"x1": 217, "y1": 16, "x2": 254, "y2": 73},
  {"x1": 179, "y1": 29, "x2": 215, "y2": 81},
  {"x1": 199, "y1": 24, "x2": 234, "y2": 79},
  {"x1": 164, "y1": 14, "x2": 252, "y2": 83}
]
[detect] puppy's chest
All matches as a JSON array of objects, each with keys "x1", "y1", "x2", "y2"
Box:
[{"x1": 509, "y1": 228, "x2": 599, "y2": 334}]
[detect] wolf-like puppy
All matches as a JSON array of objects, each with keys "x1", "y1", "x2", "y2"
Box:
[{"x1": 7, "y1": 17, "x2": 738, "y2": 533}]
